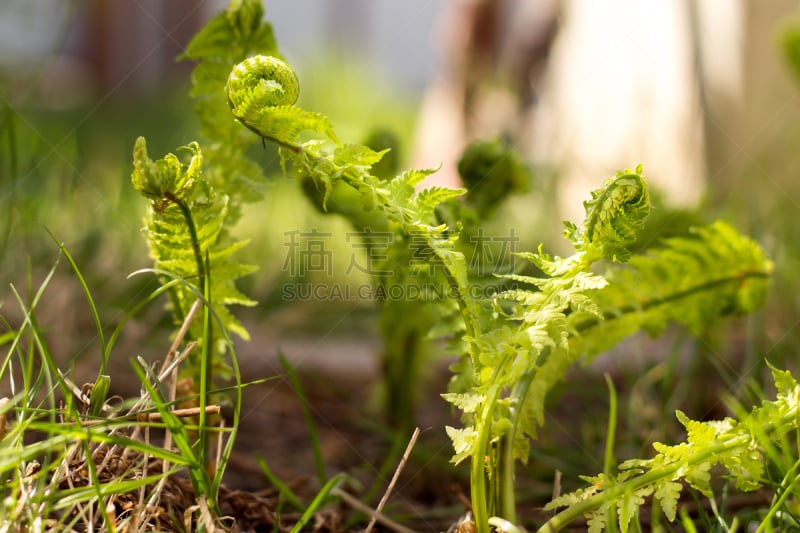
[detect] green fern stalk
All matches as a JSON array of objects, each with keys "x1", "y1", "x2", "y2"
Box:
[{"x1": 131, "y1": 137, "x2": 256, "y2": 377}]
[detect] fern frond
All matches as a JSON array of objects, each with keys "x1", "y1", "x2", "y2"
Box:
[
  {"x1": 567, "y1": 166, "x2": 651, "y2": 262},
  {"x1": 540, "y1": 365, "x2": 798, "y2": 532},
  {"x1": 131, "y1": 137, "x2": 256, "y2": 374},
  {"x1": 182, "y1": 0, "x2": 277, "y2": 64},
  {"x1": 226, "y1": 56, "x2": 338, "y2": 145},
  {"x1": 181, "y1": 0, "x2": 281, "y2": 202},
  {"x1": 570, "y1": 221, "x2": 773, "y2": 360},
  {"x1": 223, "y1": 54, "x2": 471, "y2": 285}
]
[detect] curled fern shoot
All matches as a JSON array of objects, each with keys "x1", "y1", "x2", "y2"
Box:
[
  {"x1": 227, "y1": 55, "x2": 338, "y2": 146},
  {"x1": 564, "y1": 165, "x2": 651, "y2": 263},
  {"x1": 131, "y1": 137, "x2": 256, "y2": 377}
]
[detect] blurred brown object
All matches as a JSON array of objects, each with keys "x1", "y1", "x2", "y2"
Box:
[
  {"x1": 413, "y1": 0, "x2": 558, "y2": 189},
  {"x1": 81, "y1": 0, "x2": 204, "y2": 96},
  {"x1": 415, "y1": 1, "x2": 752, "y2": 224}
]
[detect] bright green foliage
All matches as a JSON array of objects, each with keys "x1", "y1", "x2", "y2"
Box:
[
  {"x1": 181, "y1": 0, "x2": 281, "y2": 210},
  {"x1": 442, "y1": 170, "x2": 651, "y2": 526},
  {"x1": 221, "y1": 40, "x2": 773, "y2": 531},
  {"x1": 564, "y1": 167, "x2": 651, "y2": 263},
  {"x1": 131, "y1": 137, "x2": 256, "y2": 368},
  {"x1": 227, "y1": 55, "x2": 337, "y2": 152},
  {"x1": 570, "y1": 220, "x2": 773, "y2": 360},
  {"x1": 224, "y1": 49, "x2": 480, "y2": 444},
  {"x1": 223, "y1": 54, "x2": 472, "y2": 306},
  {"x1": 542, "y1": 365, "x2": 800, "y2": 531},
  {"x1": 131, "y1": 0, "x2": 278, "y2": 374},
  {"x1": 440, "y1": 168, "x2": 771, "y2": 530}
]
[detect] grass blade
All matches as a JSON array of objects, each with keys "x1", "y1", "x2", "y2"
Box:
[
  {"x1": 289, "y1": 472, "x2": 348, "y2": 533},
  {"x1": 257, "y1": 456, "x2": 304, "y2": 510},
  {"x1": 279, "y1": 351, "x2": 326, "y2": 485},
  {"x1": 131, "y1": 358, "x2": 209, "y2": 496},
  {"x1": 45, "y1": 229, "x2": 107, "y2": 374}
]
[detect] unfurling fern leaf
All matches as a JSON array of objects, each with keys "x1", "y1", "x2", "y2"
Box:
[
  {"x1": 541, "y1": 364, "x2": 797, "y2": 532},
  {"x1": 564, "y1": 165, "x2": 651, "y2": 263},
  {"x1": 222, "y1": 52, "x2": 470, "y2": 284},
  {"x1": 131, "y1": 137, "x2": 256, "y2": 375},
  {"x1": 181, "y1": 0, "x2": 281, "y2": 210},
  {"x1": 569, "y1": 220, "x2": 773, "y2": 359},
  {"x1": 227, "y1": 56, "x2": 337, "y2": 145}
]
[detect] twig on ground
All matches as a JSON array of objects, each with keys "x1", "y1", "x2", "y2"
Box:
[
  {"x1": 79, "y1": 405, "x2": 221, "y2": 426},
  {"x1": 364, "y1": 426, "x2": 421, "y2": 533},
  {"x1": 331, "y1": 487, "x2": 417, "y2": 533}
]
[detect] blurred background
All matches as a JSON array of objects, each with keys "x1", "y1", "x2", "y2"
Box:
[{"x1": 2, "y1": 0, "x2": 800, "y2": 469}]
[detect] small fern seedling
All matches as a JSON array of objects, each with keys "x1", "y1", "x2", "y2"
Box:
[
  {"x1": 541, "y1": 363, "x2": 798, "y2": 532},
  {"x1": 130, "y1": 137, "x2": 256, "y2": 381}
]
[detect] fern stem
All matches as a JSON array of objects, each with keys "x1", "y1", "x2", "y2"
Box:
[
  {"x1": 437, "y1": 256, "x2": 479, "y2": 345},
  {"x1": 164, "y1": 191, "x2": 206, "y2": 294},
  {"x1": 499, "y1": 371, "x2": 537, "y2": 524},
  {"x1": 537, "y1": 436, "x2": 750, "y2": 532},
  {"x1": 199, "y1": 252, "x2": 213, "y2": 484},
  {"x1": 162, "y1": 192, "x2": 213, "y2": 475},
  {"x1": 603, "y1": 374, "x2": 618, "y2": 477},
  {"x1": 472, "y1": 383, "x2": 502, "y2": 533},
  {"x1": 575, "y1": 269, "x2": 770, "y2": 334}
]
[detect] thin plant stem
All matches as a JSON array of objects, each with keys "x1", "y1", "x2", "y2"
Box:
[{"x1": 365, "y1": 427, "x2": 421, "y2": 533}]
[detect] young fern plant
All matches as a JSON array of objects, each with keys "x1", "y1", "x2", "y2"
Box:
[
  {"x1": 443, "y1": 170, "x2": 652, "y2": 528},
  {"x1": 130, "y1": 137, "x2": 255, "y2": 485},
  {"x1": 540, "y1": 363, "x2": 799, "y2": 532},
  {"x1": 216, "y1": 21, "x2": 772, "y2": 531},
  {"x1": 131, "y1": 137, "x2": 256, "y2": 373},
  {"x1": 443, "y1": 169, "x2": 771, "y2": 531}
]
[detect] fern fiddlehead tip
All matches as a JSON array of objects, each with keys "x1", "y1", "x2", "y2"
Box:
[
  {"x1": 579, "y1": 168, "x2": 651, "y2": 263},
  {"x1": 226, "y1": 54, "x2": 299, "y2": 119}
]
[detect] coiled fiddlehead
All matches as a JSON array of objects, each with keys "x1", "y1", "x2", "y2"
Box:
[
  {"x1": 565, "y1": 165, "x2": 651, "y2": 263},
  {"x1": 227, "y1": 55, "x2": 299, "y2": 109},
  {"x1": 131, "y1": 137, "x2": 256, "y2": 363},
  {"x1": 226, "y1": 55, "x2": 337, "y2": 146}
]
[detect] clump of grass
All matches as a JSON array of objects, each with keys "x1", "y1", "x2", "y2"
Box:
[{"x1": 0, "y1": 248, "x2": 244, "y2": 532}]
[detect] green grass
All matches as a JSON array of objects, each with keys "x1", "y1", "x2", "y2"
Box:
[{"x1": 0, "y1": 248, "x2": 239, "y2": 531}]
